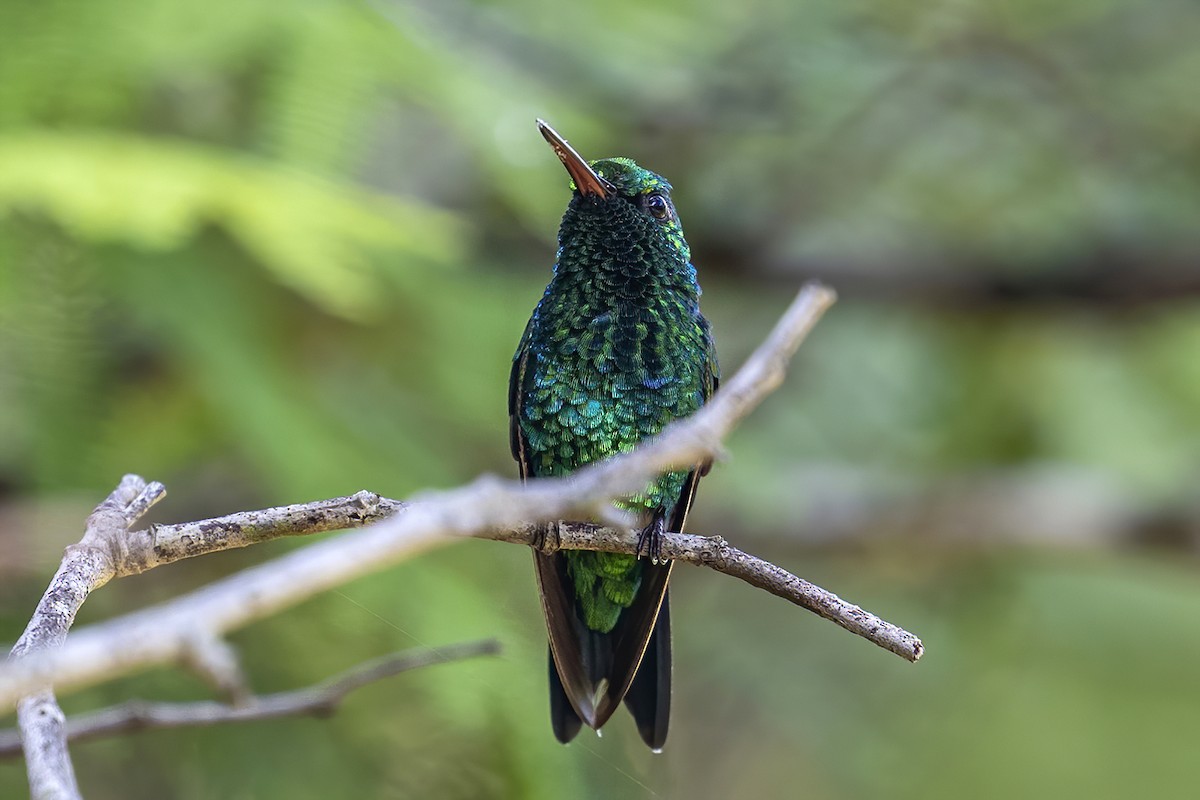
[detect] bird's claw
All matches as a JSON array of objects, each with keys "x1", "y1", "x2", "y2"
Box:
[
  {"x1": 636, "y1": 515, "x2": 666, "y2": 564},
  {"x1": 531, "y1": 522, "x2": 558, "y2": 554}
]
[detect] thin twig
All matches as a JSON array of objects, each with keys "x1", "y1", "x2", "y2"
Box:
[
  {"x1": 177, "y1": 632, "x2": 250, "y2": 707},
  {"x1": 137, "y1": 491, "x2": 406, "y2": 571},
  {"x1": 490, "y1": 523, "x2": 923, "y2": 662},
  {"x1": 0, "y1": 640, "x2": 500, "y2": 758}
]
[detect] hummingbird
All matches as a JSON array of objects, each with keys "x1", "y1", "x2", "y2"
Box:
[{"x1": 509, "y1": 120, "x2": 718, "y2": 750}]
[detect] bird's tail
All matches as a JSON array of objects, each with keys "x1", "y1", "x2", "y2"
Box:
[{"x1": 534, "y1": 550, "x2": 672, "y2": 747}]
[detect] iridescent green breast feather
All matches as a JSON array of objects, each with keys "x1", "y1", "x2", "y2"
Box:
[
  {"x1": 517, "y1": 123, "x2": 718, "y2": 747},
  {"x1": 513, "y1": 157, "x2": 715, "y2": 631}
]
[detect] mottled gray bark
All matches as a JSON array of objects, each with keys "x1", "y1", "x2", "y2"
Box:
[{"x1": 7, "y1": 475, "x2": 166, "y2": 800}]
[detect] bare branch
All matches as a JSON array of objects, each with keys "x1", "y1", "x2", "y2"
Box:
[
  {"x1": 177, "y1": 632, "x2": 250, "y2": 707},
  {"x1": 14, "y1": 693, "x2": 76, "y2": 800},
  {"x1": 0, "y1": 640, "x2": 500, "y2": 758},
  {"x1": 139, "y1": 491, "x2": 405, "y2": 570},
  {"x1": 4, "y1": 283, "x2": 887, "y2": 793},
  {"x1": 1, "y1": 284, "x2": 857, "y2": 712},
  {"x1": 132, "y1": 511, "x2": 923, "y2": 661},
  {"x1": 8, "y1": 475, "x2": 165, "y2": 800},
  {"x1": 490, "y1": 523, "x2": 923, "y2": 662}
]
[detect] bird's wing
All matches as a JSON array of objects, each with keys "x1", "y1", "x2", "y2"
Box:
[
  {"x1": 511, "y1": 325, "x2": 597, "y2": 734},
  {"x1": 699, "y1": 313, "x2": 720, "y2": 477},
  {"x1": 532, "y1": 547, "x2": 600, "y2": 730},
  {"x1": 508, "y1": 320, "x2": 534, "y2": 480}
]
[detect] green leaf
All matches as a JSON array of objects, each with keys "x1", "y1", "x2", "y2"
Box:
[{"x1": 0, "y1": 132, "x2": 465, "y2": 317}]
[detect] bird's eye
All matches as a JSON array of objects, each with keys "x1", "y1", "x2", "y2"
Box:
[{"x1": 645, "y1": 193, "x2": 671, "y2": 221}]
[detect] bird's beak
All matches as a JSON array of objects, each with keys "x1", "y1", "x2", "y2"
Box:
[{"x1": 537, "y1": 119, "x2": 611, "y2": 199}]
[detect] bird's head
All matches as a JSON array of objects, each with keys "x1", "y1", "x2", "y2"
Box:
[{"x1": 538, "y1": 119, "x2": 690, "y2": 267}]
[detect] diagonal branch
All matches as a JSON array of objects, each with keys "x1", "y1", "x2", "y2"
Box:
[
  {"x1": 2, "y1": 282, "x2": 842, "y2": 713},
  {"x1": 0, "y1": 640, "x2": 500, "y2": 759},
  {"x1": 3, "y1": 283, "x2": 905, "y2": 796}
]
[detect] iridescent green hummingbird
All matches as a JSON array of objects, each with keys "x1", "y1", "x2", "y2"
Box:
[{"x1": 509, "y1": 120, "x2": 718, "y2": 749}]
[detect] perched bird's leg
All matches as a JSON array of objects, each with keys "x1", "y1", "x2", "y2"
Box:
[
  {"x1": 636, "y1": 512, "x2": 667, "y2": 565},
  {"x1": 531, "y1": 521, "x2": 560, "y2": 554}
]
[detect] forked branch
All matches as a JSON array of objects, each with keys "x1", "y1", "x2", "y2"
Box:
[{"x1": 2, "y1": 283, "x2": 919, "y2": 800}]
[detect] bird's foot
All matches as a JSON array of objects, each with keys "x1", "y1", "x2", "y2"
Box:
[
  {"x1": 531, "y1": 522, "x2": 558, "y2": 554},
  {"x1": 636, "y1": 514, "x2": 666, "y2": 565}
]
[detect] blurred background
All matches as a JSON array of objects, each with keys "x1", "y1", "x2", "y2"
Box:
[{"x1": 2, "y1": 0, "x2": 1199, "y2": 797}]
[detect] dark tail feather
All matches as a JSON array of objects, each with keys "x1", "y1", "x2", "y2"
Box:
[
  {"x1": 548, "y1": 647, "x2": 583, "y2": 743},
  {"x1": 622, "y1": 588, "x2": 672, "y2": 750},
  {"x1": 535, "y1": 540, "x2": 675, "y2": 748}
]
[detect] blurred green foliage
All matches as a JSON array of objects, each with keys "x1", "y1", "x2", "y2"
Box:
[{"x1": 2, "y1": 0, "x2": 1200, "y2": 798}]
